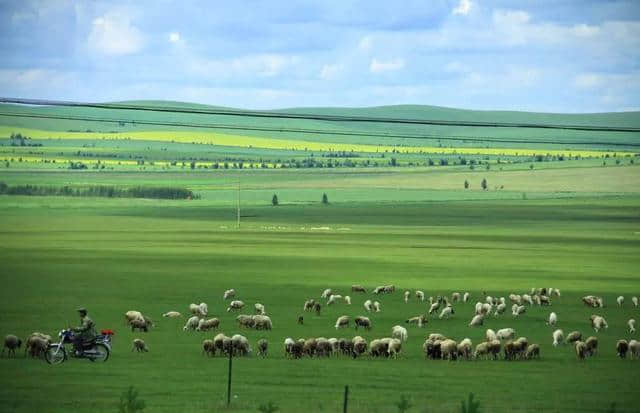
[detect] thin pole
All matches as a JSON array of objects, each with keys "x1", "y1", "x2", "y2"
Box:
[
  {"x1": 236, "y1": 179, "x2": 240, "y2": 229},
  {"x1": 343, "y1": 385, "x2": 349, "y2": 413},
  {"x1": 227, "y1": 348, "x2": 233, "y2": 406}
]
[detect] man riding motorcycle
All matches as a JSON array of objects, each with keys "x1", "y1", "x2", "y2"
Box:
[{"x1": 72, "y1": 307, "x2": 97, "y2": 354}]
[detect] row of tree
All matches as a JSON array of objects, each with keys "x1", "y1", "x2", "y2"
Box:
[
  {"x1": 271, "y1": 193, "x2": 329, "y2": 206},
  {"x1": 0, "y1": 182, "x2": 194, "y2": 200}
]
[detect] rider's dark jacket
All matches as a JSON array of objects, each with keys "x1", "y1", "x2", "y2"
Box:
[{"x1": 73, "y1": 315, "x2": 97, "y2": 341}]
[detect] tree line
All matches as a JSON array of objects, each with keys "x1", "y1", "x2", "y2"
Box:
[{"x1": 0, "y1": 182, "x2": 195, "y2": 200}]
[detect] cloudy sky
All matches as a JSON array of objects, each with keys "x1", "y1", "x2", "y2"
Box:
[{"x1": 0, "y1": 0, "x2": 639, "y2": 112}]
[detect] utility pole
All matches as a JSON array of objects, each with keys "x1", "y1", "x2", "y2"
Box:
[{"x1": 236, "y1": 179, "x2": 240, "y2": 229}]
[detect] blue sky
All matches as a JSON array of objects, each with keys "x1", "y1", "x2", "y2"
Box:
[{"x1": 0, "y1": 0, "x2": 639, "y2": 112}]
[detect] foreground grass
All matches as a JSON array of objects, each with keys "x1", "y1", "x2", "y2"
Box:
[{"x1": 0, "y1": 196, "x2": 639, "y2": 412}]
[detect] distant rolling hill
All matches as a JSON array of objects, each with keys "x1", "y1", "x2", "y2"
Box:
[{"x1": 0, "y1": 100, "x2": 638, "y2": 151}]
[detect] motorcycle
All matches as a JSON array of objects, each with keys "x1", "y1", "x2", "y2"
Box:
[{"x1": 45, "y1": 329, "x2": 113, "y2": 365}]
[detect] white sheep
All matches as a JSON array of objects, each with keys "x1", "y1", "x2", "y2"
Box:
[
  {"x1": 474, "y1": 302, "x2": 483, "y2": 315},
  {"x1": 485, "y1": 296, "x2": 493, "y2": 305},
  {"x1": 162, "y1": 311, "x2": 182, "y2": 318},
  {"x1": 552, "y1": 329, "x2": 564, "y2": 347},
  {"x1": 223, "y1": 289, "x2": 236, "y2": 300},
  {"x1": 189, "y1": 303, "x2": 207, "y2": 317},
  {"x1": 403, "y1": 291, "x2": 410, "y2": 303},
  {"x1": 481, "y1": 303, "x2": 492, "y2": 314},
  {"x1": 469, "y1": 314, "x2": 484, "y2": 327},
  {"x1": 254, "y1": 303, "x2": 266, "y2": 315},
  {"x1": 497, "y1": 328, "x2": 515, "y2": 340},
  {"x1": 629, "y1": 340, "x2": 640, "y2": 359},
  {"x1": 513, "y1": 305, "x2": 526, "y2": 317},
  {"x1": 522, "y1": 294, "x2": 533, "y2": 305},
  {"x1": 196, "y1": 318, "x2": 220, "y2": 332},
  {"x1": 548, "y1": 312, "x2": 557, "y2": 326},
  {"x1": 617, "y1": 296, "x2": 624, "y2": 307},
  {"x1": 252, "y1": 315, "x2": 273, "y2": 330},
  {"x1": 428, "y1": 301, "x2": 440, "y2": 314},
  {"x1": 439, "y1": 305, "x2": 454, "y2": 319},
  {"x1": 632, "y1": 296, "x2": 638, "y2": 307},
  {"x1": 183, "y1": 316, "x2": 200, "y2": 331},
  {"x1": 494, "y1": 303, "x2": 506, "y2": 316},
  {"x1": 2, "y1": 335, "x2": 22, "y2": 357},
  {"x1": 227, "y1": 300, "x2": 245, "y2": 312},
  {"x1": 364, "y1": 299, "x2": 373, "y2": 312},
  {"x1": 590, "y1": 315, "x2": 608, "y2": 332},
  {"x1": 284, "y1": 337, "x2": 295, "y2": 357},
  {"x1": 327, "y1": 294, "x2": 343, "y2": 305},
  {"x1": 457, "y1": 338, "x2": 473, "y2": 360},
  {"x1": 124, "y1": 310, "x2": 144, "y2": 324},
  {"x1": 416, "y1": 291, "x2": 425, "y2": 301},
  {"x1": 406, "y1": 315, "x2": 426, "y2": 327},
  {"x1": 486, "y1": 329, "x2": 497, "y2": 342},
  {"x1": 344, "y1": 296, "x2": 351, "y2": 305},
  {"x1": 463, "y1": 292, "x2": 470, "y2": 303},
  {"x1": 335, "y1": 315, "x2": 350, "y2": 329},
  {"x1": 388, "y1": 338, "x2": 402, "y2": 358},
  {"x1": 321, "y1": 288, "x2": 332, "y2": 299},
  {"x1": 132, "y1": 338, "x2": 148, "y2": 353},
  {"x1": 391, "y1": 325, "x2": 408, "y2": 342},
  {"x1": 373, "y1": 301, "x2": 381, "y2": 312},
  {"x1": 628, "y1": 319, "x2": 636, "y2": 334}
]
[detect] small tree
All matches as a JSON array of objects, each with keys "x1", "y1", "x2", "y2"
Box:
[
  {"x1": 481, "y1": 178, "x2": 487, "y2": 190},
  {"x1": 530, "y1": 164, "x2": 534, "y2": 170},
  {"x1": 460, "y1": 393, "x2": 480, "y2": 413},
  {"x1": 464, "y1": 180, "x2": 469, "y2": 189},
  {"x1": 272, "y1": 194, "x2": 279, "y2": 206},
  {"x1": 322, "y1": 193, "x2": 329, "y2": 204},
  {"x1": 258, "y1": 401, "x2": 279, "y2": 413},
  {"x1": 395, "y1": 394, "x2": 412, "y2": 413},
  {"x1": 118, "y1": 386, "x2": 146, "y2": 413}
]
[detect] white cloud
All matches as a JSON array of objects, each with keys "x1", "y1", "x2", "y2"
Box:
[
  {"x1": 359, "y1": 36, "x2": 373, "y2": 51},
  {"x1": 370, "y1": 58, "x2": 405, "y2": 74},
  {"x1": 574, "y1": 73, "x2": 602, "y2": 89},
  {"x1": 88, "y1": 12, "x2": 144, "y2": 56},
  {"x1": 319, "y1": 64, "x2": 342, "y2": 80},
  {"x1": 452, "y1": 0, "x2": 472, "y2": 16},
  {"x1": 189, "y1": 54, "x2": 300, "y2": 78},
  {"x1": 168, "y1": 32, "x2": 181, "y2": 43}
]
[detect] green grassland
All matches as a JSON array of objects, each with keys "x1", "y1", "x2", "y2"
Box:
[{"x1": 0, "y1": 102, "x2": 639, "y2": 412}]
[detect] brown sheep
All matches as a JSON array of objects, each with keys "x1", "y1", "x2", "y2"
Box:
[
  {"x1": 616, "y1": 340, "x2": 629, "y2": 359},
  {"x1": 257, "y1": 339, "x2": 268, "y2": 357},
  {"x1": 314, "y1": 302, "x2": 322, "y2": 315},
  {"x1": 487, "y1": 340, "x2": 501, "y2": 360},
  {"x1": 351, "y1": 285, "x2": 366, "y2": 293},
  {"x1": 130, "y1": 318, "x2": 151, "y2": 332},
  {"x1": 25, "y1": 333, "x2": 51, "y2": 358},
  {"x1": 2, "y1": 335, "x2": 22, "y2": 357},
  {"x1": 297, "y1": 315, "x2": 304, "y2": 325},
  {"x1": 524, "y1": 344, "x2": 540, "y2": 359},
  {"x1": 585, "y1": 336, "x2": 598, "y2": 356},
  {"x1": 303, "y1": 299, "x2": 315, "y2": 312},
  {"x1": 566, "y1": 331, "x2": 582, "y2": 344},
  {"x1": 132, "y1": 338, "x2": 149, "y2": 353},
  {"x1": 354, "y1": 316, "x2": 372, "y2": 330},
  {"x1": 575, "y1": 341, "x2": 587, "y2": 360},
  {"x1": 202, "y1": 339, "x2": 215, "y2": 356}
]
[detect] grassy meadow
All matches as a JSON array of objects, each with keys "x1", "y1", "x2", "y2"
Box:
[{"x1": 0, "y1": 102, "x2": 639, "y2": 412}]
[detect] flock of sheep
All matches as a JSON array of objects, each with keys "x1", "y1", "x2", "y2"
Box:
[{"x1": 3, "y1": 286, "x2": 639, "y2": 362}]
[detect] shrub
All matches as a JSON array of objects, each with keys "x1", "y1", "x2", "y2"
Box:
[
  {"x1": 118, "y1": 386, "x2": 146, "y2": 413},
  {"x1": 272, "y1": 194, "x2": 279, "y2": 206}
]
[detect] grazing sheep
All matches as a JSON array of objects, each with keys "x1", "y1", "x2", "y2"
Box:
[
  {"x1": 553, "y1": 289, "x2": 561, "y2": 298},
  {"x1": 2, "y1": 335, "x2": 22, "y2": 357},
  {"x1": 403, "y1": 290, "x2": 410, "y2": 303},
  {"x1": 183, "y1": 316, "x2": 200, "y2": 331},
  {"x1": 474, "y1": 342, "x2": 489, "y2": 360},
  {"x1": 497, "y1": 328, "x2": 515, "y2": 341},
  {"x1": 26, "y1": 336, "x2": 48, "y2": 358},
  {"x1": 391, "y1": 325, "x2": 408, "y2": 342},
  {"x1": 585, "y1": 336, "x2": 598, "y2": 356},
  {"x1": 370, "y1": 339, "x2": 389, "y2": 357},
  {"x1": 257, "y1": 339, "x2": 268, "y2": 357},
  {"x1": 189, "y1": 303, "x2": 207, "y2": 317},
  {"x1": 629, "y1": 340, "x2": 640, "y2": 359},
  {"x1": 202, "y1": 339, "x2": 215, "y2": 356},
  {"x1": 416, "y1": 291, "x2": 425, "y2": 301},
  {"x1": 321, "y1": 288, "x2": 332, "y2": 299},
  {"x1": 388, "y1": 338, "x2": 403, "y2": 358},
  {"x1": 406, "y1": 315, "x2": 427, "y2": 327},
  {"x1": 196, "y1": 318, "x2": 220, "y2": 332},
  {"x1": 539, "y1": 295, "x2": 551, "y2": 306},
  {"x1": 525, "y1": 344, "x2": 540, "y2": 359},
  {"x1": 335, "y1": 315, "x2": 350, "y2": 329},
  {"x1": 214, "y1": 333, "x2": 231, "y2": 356},
  {"x1": 328, "y1": 338, "x2": 339, "y2": 355},
  {"x1": 457, "y1": 338, "x2": 472, "y2": 360},
  {"x1": 504, "y1": 337, "x2": 528, "y2": 361},
  {"x1": 354, "y1": 316, "x2": 372, "y2": 330},
  {"x1": 297, "y1": 316, "x2": 303, "y2": 325},
  {"x1": 590, "y1": 315, "x2": 608, "y2": 332},
  {"x1": 303, "y1": 299, "x2": 315, "y2": 312},
  {"x1": 469, "y1": 314, "x2": 484, "y2": 327},
  {"x1": 351, "y1": 285, "x2": 366, "y2": 293},
  {"x1": 486, "y1": 329, "x2": 497, "y2": 342},
  {"x1": 481, "y1": 303, "x2": 492, "y2": 315},
  {"x1": 632, "y1": 296, "x2": 638, "y2": 307},
  {"x1": 582, "y1": 296, "x2": 598, "y2": 308},
  {"x1": 440, "y1": 339, "x2": 458, "y2": 361},
  {"x1": 344, "y1": 296, "x2": 351, "y2": 305},
  {"x1": 252, "y1": 315, "x2": 273, "y2": 330},
  {"x1": 284, "y1": 338, "x2": 295, "y2": 357},
  {"x1": 575, "y1": 341, "x2": 587, "y2": 360},
  {"x1": 373, "y1": 301, "x2": 381, "y2": 312},
  {"x1": 254, "y1": 303, "x2": 265, "y2": 315},
  {"x1": 384, "y1": 285, "x2": 396, "y2": 293},
  {"x1": 628, "y1": 319, "x2": 636, "y2": 334},
  {"x1": 128, "y1": 338, "x2": 146, "y2": 353},
  {"x1": 513, "y1": 305, "x2": 526, "y2": 317},
  {"x1": 373, "y1": 286, "x2": 385, "y2": 294},
  {"x1": 451, "y1": 292, "x2": 461, "y2": 302},
  {"x1": 364, "y1": 299, "x2": 373, "y2": 312},
  {"x1": 548, "y1": 312, "x2": 557, "y2": 326},
  {"x1": 617, "y1": 296, "x2": 624, "y2": 307},
  {"x1": 533, "y1": 295, "x2": 541, "y2": 306},
  {"x1": 314, "y1": 302, "x2": 322, "y2": 315},
  {"x1": 231, "y1": 334, "x2": 250, "y2": 356},
  {"x1": 494, "y1": 303, "x2": 506, "y2": 316},
  {"x1": 488, "y1": 340, "x2": 501, "y2": 360},
  {"x1": 552, "y1": 329, "x2": 564, "y2": 347},
  {"x1": 509, "y1": 294, "x2": 522, "y2": 305},
  {"x1": 566, "y1": 331, "x2": 582, "y2": 344},
  {"x1": 428, "y1": 302, "x2": 440, "y2": 315},
  {"x1": 327, "y1": 294, "x2": 343, "y2": 305},
  {"x1": 424, "y1": 339, "x2": 442, "y2": 360},
  {"x1": 428, "y1": 333, "x2": 447, "y2": 341},
  {"x1": 223, "y1": 289, "x2": 236, "y2": 300},
  {"x1": 124, "y1": 310, "x2": 144, "y2": 324},
  {"x1": 162, "y1": 311, "x2": 182, "y2": 318},
  {"x1": 352, "y1": 337, "x2": 368, "y2": 358},
  {"x1": 237, "y1": 314, "x2": 256, "y2": 329},
  {"x1": 130, "y1": 318, "x2": 152, "y2": 333},
  {"x1": 226, "y1": 300, "x2": 245, "y2": 312},
  {"x1": 439, "y1": 305, "x2": 454, "y2": 319},
  {"x1": 616, "y1": 339, "x2": 629, "y2": 359},
  {"x1": 303, "y1": 338, "x2": 318, "y2": 357},
  {"x1": 463, "y1": 292, "x2": 470, "y2": 303},
  {"x1": 474, "y1": 302, "x2": 483, "y2": 315}
]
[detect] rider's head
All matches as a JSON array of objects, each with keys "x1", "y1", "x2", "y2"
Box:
[{"x1": 77, "y1": 307, "x2": 87, "y2": 317}]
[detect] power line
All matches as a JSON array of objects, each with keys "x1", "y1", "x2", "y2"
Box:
[
  {"x1": 1, "y1": 111, "x2": 639, "y2": 148},
  {"x1": 1, "y1": 96, "x2": 639, "y2": 133}
]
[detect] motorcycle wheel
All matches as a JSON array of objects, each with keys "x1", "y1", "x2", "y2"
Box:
[
  {"x1": 45, "y1": 345, "x2": 66, "y2": 365},
  {"x1": 88, "y1": 343, "x2": 110, "y2": 362}
]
